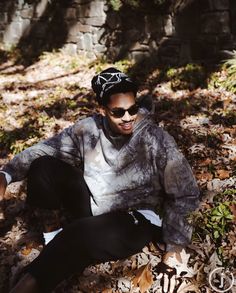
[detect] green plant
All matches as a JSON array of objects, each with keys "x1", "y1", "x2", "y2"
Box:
[
  {"x1": 208, "y1": 50, "x2": 236, "y2": 93},
  {"x1": 0, "y1": 130, "x2": 15, "y2": 151},
  {"x1": 108, "y1": 0, "x2": 122, "y2": 10},
  {"x1": 222, "y1": 189, "x2": 236, "y2": 196},
  {"x1": 107, "y1": 0, "x2": 166, "y2": 11},
  {"x1": 224, "y1": 50, "x2": 236, "y2": 72},
  {"x1": 114, "y1": 59, "x2": 133, "y2": 73},
  {"x1": 193, "y1": 191, "x2": 235, "y2": 265},
  {"x1": 211, "y1": 110, "x2": 236, "y2": 127},
  {"x1": 0, "y1": 127, "x2": 41, "y2": 155},
  {"x1": 206, "y1": 202, "x2": 234, "y2": 240},
  {"x1": 165, "y1": 63, "x2": 206, "y2": 90},
  {"x1": 90, "y1": 57, "x2": 109, "y2": 74},
  {"x1": 90, "y1": 58, "x2": 133, "y2": 75},
  {"x1": 192, "y1": 198, "x2": 234, "y2": 240},
  {"x1": 10, "y1": 137, "x2": 40, "y2": 154}
]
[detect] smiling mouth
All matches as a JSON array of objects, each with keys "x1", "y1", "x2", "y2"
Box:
[{"x1": 120, "y1": 122, "x2": 133, "y2": 130}]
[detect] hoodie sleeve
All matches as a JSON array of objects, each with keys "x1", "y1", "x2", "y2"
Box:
[
  {"x1": 2, "y1": 122, "x2": 83, "y2": 183},
  {"x1": 159, "y1": 131, "x2": 200, "y2": 251}
]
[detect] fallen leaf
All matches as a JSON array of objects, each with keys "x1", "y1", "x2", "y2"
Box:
[
  {"x1": 20, "y1": 247, "x2": 32, "y2": 256},
  {"x1": 131, "y1": 263, "x2": 153, "y2": 293},
  {"x1": 176, "y1": 279, "x2": 200, "y2": 293},
  {"x1": 1, "y1": 50, "x2": 236, "y2": 293},
  {"x1": 196, "y1": 172, "x2": 213, "y2": 181},
  {"x1": 207, "y1": 178, "x2": 236, "y2": 191},
  {"x1": 198, "y1": 158, "x2": 212, "y2": 166},
  {"x1": 102, "y1": 288, "x2": 113, "y2": 293},
  {"x1": 216, "y1": 169, "x2": 230, "y2": 179},
  {"x1": 207, "y1": 251, "x2": 222, "y2": 273},
  {"x1": 165, "y1": 249, "x2": 196, "y2": 278},
  {"x1": 229, "y1": 203, "x2": 236, "y2": 222},
  {"x1": 117, "y1": 277, "x2": 131, "y2": 292}
]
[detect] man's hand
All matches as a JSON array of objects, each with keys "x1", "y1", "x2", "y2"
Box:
[
  {"x1": 154, "y1": 249, "x2": 195, "y2": 293},
  {"x1": 155, "y1": 261, "x2": 177, "y2": 293},
  {"x1": 0, "y1": 173, "x2": 7, "y2": 200}
]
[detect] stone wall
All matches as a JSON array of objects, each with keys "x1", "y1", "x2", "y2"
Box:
[
  {"x1": 0, "y1": 0, "x2": 108, "y2": 60},
  {"x1": 0, "y1": 0, "x2": 236, "y2": 64}
]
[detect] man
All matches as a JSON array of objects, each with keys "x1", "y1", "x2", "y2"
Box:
[{"x1": 0, "y1": 67, "x2": 199, "y2": 292}]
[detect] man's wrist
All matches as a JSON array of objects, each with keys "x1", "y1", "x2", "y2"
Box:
[
  {"x1": 163, "y1": 251, "x2": 179, "y2": 260},
  {"x1": 162, "y1": 245, "x2": 185, "y2": 264},
  {"x1": 165, "y1": 243, "x2": 184, "y2": 253}
]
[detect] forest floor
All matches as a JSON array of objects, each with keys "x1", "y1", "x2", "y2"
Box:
[{"x1": 0, "y1": 50, "x2": 235, "y2": 293}]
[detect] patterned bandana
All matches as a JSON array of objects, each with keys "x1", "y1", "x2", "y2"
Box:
[{"x1": 91, "y1": 67, "x2": 137, "y2": 104}]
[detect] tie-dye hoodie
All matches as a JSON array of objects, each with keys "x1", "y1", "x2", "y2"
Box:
[{"x1": 2, "y1": 108, "x2": 200, "y2": 250}]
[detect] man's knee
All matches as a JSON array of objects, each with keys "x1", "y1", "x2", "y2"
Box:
[
  {"x1": 29, "y1": 156, "x2": 56, "y2": 174},
  {"x1": 61, "y1": 215, "x2": 129, "y2": 261},
  {"x1": 28, "y1": 156, "x2": 62, "y2": 185},
  {"x1": 27, "y1": 156, "x2": 60, "y2": 207}
]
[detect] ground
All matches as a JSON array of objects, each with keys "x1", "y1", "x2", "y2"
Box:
[{"x1": 0, "y1": 50, "x2": 235, "y2": 293}]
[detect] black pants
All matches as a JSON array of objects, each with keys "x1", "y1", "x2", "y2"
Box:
[{"x1": 25, "y1": 156, "x2": 162, "y2": 292}]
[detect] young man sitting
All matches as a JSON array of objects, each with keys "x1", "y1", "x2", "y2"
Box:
[{"x1": 0, "y1": 67, "x2": 199, "y2": 293}]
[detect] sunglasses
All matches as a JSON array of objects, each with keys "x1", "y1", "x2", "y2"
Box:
[{"x1": 107, "y1": 104, "x2": 139, "y2": 118}]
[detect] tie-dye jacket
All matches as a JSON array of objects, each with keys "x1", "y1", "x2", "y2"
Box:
[{"x1": 2, "y1": 109, "x2": 200, "y2": 250}]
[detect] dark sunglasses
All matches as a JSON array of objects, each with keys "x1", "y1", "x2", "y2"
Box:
[{"x1": 107, "y1": 104, "x2": 139, "y2": 118}]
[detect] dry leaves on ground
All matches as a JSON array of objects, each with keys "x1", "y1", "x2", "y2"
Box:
[{"x1": 0, "y1": 51, "x2": 235, "y2": 292}]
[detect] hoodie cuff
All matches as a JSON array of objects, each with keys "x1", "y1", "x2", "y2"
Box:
[
  {"x1": 0, "y1": 171, "x2": 12, "y2": 185},
  {"x1": 165, "y1": 243, "x2": 185, "y2": 252}
]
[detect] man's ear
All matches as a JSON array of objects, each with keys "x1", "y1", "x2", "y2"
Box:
[{"x1": 99, "y1": 106, "x2": 106, "y2": 117}]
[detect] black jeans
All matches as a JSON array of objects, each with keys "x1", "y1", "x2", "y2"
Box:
[{"x1": 25, "y1": 156, "x2": 162, "y2": 292}]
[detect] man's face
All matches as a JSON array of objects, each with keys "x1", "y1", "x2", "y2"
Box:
[{"x1": 102, "y1": 92, "x2": 138, "y2": 135}]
